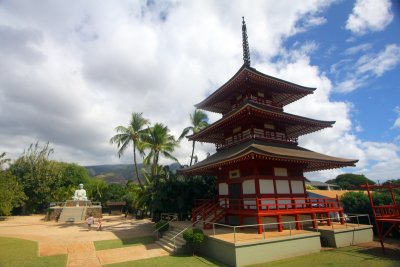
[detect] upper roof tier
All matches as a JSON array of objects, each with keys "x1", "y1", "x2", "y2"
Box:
[
  {"x1": 188, "y1": 101, "x2": 334, "y2": 145},
  {"x1": 195, "y1": 65, "x2": 316, "y2": 114}
]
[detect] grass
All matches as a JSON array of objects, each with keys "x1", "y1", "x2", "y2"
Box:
[
  {"x1": 94, "y1": 236, "x2": 154, "y2": 251},
  {"x1": 251, "y1": 246, "x2": 400, "y2": 267},
  {"x1": 105, "y1": 245, "x2": 400, "y2": 267},
  {"x1": 0, "y1": 237, "x2": 67, "y2": 267},
  {"x1": 106, "y1": 255, "x2": 225, "y2": 267}
]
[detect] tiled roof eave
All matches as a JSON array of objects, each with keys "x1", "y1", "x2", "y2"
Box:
[
  {"x1": 179, "y1": 143, "x2": 358, "y2": 174},
  {"x1": 195, "y1": 66, "x2": 316, "y2": 111},
  {"x1": 188, "y1": 103, "x2": 334, "y2": 141}
]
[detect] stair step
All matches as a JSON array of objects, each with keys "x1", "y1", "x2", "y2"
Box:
[
  {"x1": 155, "y1": 241, "x2": 175, "y2": 253},
  {"x1": 159, "y1": 236, "x2": 185, "y2": 246},
  {"x1": 59, "y1": 207, "x2": 87, "y2": 222},
  {"x1": 156, "y1": 240, "x2": 183, "y2": 253}
]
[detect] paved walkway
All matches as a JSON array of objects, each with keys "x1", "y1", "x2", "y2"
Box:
[{"x1": 0, "y1": 215, "x2": 169, "y2": 266}]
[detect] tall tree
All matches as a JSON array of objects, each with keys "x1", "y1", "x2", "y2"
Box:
[
  {"x1": 179, "y1": 109, "x2": 209, "y2": 166},
  {"x1": 9, "y1": 142, "x2": 60, "y2": 213},
  {"x1": 0, "y1": 171, "x2": 27, "y2": 216},
  {"x1": 0, "y1": 152, "x2": 11, "y2": 170},
  {"x1": 110, "y1": 112, "x2": 149, "y2": 189},
  {"x1": 326, "y1": 173, "x2": 375, "y2": 190},
  {"x1": 142, "y1": 123, "x2": 179, "y2": 177}
]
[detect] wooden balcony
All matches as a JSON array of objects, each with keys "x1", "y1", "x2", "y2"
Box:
[
  {"x1": 216, "y1": 128, "x2": 298, "y2": 150},
  {"x1": 217, "y1": 197, "x2": 342, "y2": 215},
  {"x1": 231, "y1": 95, "x2": 282, "y2": 111}
]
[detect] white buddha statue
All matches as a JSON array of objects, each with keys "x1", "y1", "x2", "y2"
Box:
[{"x1": 72, "y1": 183, "x2": 88, "y2": 201}]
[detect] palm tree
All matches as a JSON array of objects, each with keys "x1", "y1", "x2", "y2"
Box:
[
  {"x1": 179, "y1": 109, "x2": 209, "y2": 166},
  {"x1": 110, "y1": 113, "x2": 149, "y2": 189},
  {"x1": 142, "y1": 123, "x2": 179, "y2": 177}
]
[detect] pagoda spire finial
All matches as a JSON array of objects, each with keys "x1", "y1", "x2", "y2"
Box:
[{"x1": 242, "y1": 16, "x2": 251, "y2": 66}]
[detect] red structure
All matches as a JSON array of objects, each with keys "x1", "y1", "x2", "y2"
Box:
[
  {"x1": 181, "y1": 18, "x2": 358, "y2": 233},
  {"x1": 362, "y1": 183, "x2": 400, "y2": 252}
]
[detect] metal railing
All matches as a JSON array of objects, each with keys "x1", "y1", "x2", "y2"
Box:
[
  {"x1": 199, "y1": 214, "x2": 370, "y2": 243},
  {"x1": 169, "y1": 220, "x2": 200, "y2": 252},
  {"x1": 49, "y1": 200, "x2": 102, "y2": 208},
  {"x1": 153, "y1": 215, "x2": 178, "y2": 234}
]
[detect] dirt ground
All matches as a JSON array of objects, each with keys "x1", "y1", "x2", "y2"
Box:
[{"x1": 0, "y1": 215, "x2": 168, "y2": 267}]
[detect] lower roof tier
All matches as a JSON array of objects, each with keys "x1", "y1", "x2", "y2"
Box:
[{"x1": 179, "y1": 140, "x2": 358, "y2": 174}]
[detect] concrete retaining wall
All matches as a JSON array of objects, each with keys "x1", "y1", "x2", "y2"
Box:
[
  {"x1": 315, "y1": 225, "x2": 373, "y2": 248},
  {"x1": 199, "y1": 232, "x2": 321, "y2": 267}
]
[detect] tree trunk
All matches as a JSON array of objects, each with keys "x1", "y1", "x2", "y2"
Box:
[
  {"x1": 190, "y1": 141, "x2": 196, "y2": 166},
  {"x1": 133, "y1": 145, "x2": 144, "y2": 189}
]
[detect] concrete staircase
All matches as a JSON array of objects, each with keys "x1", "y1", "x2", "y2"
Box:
[
  {"x1": 155, "y1": 227, "x2": 186, "y2": 254},
  {"x1": 59, "y1": 206, "x2": 87, "y2": 222}
]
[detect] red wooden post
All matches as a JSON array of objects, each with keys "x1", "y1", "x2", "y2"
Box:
[
  {"x1": 277, "y1": 215, "x2": 283, "y2": 232},
  {"x1": 257, "y1": 216, "x2": 263, "y2": 234},
  {"x1": 339, "y1": 211, "x2": 345, "y2": 224},
  {"x1": 389, "y1": 184, "x2": 397, "y2": 206},
  {"x1": 295, "y1": 214, "x2": 301, "y2": 230},
  {"x1": 311, "y1": 213, "x2": 317, "y2": 228},
  {"x1": 326, "y1": 213, "x2": 331, "y2": 226}
]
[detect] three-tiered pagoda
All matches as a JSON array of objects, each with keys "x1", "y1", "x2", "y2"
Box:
[{"x1": 181, "y1": 18, "x2": 358, "y2": 233}]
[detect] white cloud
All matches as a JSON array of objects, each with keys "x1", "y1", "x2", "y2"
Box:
[
  {"x1": 334, "y1": 44, "x2": 400, "y2": 93},
  {"x1": 344, "y1": 43, "x2": 372, "y2": 55},
  {"x1": 346, "y1": 0, "x2": 393, "y2": 35},
  {"x1": 393, "y1": 106, "x2": 400, "y2": 129},
  {"x1": 356, "y1": 44, "x2": 400, "y2": 76},
  {"x1": 0, "y1": 0, "x2": 336, "y2": 165}
]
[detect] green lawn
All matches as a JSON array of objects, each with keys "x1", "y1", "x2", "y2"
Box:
[
  {"x1": 94, "y1": 236, "x2": 154, "y2": 251},
  {"x1": 252, "y1": 246, "x2": 400, "y2": 267},
  {"x1": 106, "y1": 255, "x2": 224, "y2": 267},
  {"x1": 106, "y1": 246, "x2": 400, "y2": 267},
  {"x1": 0, "y1": 237, "x2": 67, "y2": 267}
]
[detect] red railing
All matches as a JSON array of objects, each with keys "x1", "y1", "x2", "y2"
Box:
[
  {"x1": 216, "y1": 128, "x2": 298, "y2": 150},
  {"x1": 374, "y1": 205, "x2": 400, "y2": 218},
  {"x1": 217, "y1": 197, "x2": 341, "y2": 212},
  {"x1": 231, "y1": 95, "x2": 282, "y2": 111}
]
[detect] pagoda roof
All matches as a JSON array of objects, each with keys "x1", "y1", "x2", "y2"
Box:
[
  {"x1": 195, "y1": 65, "x2": 316, "y2": 113},
  {"x1": 189, "y1": 102, "x2": 334, "y2": 143},
  {"x1": 179, "y1": 140, "x2": 358, "y2": 174}
]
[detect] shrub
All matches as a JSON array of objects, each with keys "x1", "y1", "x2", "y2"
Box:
[
  {"x1": 155, "y1": 220, "x2": 169, "y2": 233},
  {"x1": 183, "y1": 228, "x2": 204, "y2": 255}
]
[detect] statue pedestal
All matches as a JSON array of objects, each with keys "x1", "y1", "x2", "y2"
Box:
[{"x1": 66, "y1": 200, "x2": 91, "y2": 207}]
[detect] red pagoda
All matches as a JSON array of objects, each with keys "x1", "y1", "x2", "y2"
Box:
[{"x1": 181, "y1": 18, "x2": 358, "y2": 233}]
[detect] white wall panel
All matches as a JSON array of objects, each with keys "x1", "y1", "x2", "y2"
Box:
[
  {"x1": 219, "y1": 183, "x2": 228, "y2": 195},
  {"x1": 291, "y1": 180, "x2": 304, "y2": 194},
  {"x1": 242, "y1": 179, "x2": 255, "y2": 194},
  {"x1": 276, "y1": 180, "x2": 290, "y2": 194},
  {"x1": 259, "y1": 179, "x2": 274, "y2": 194}
]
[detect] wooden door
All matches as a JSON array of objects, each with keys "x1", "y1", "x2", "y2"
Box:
[{"x1": 229, "y1": 183, "x2": 242, "y2": 209}]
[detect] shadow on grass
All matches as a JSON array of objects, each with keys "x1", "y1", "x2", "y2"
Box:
[
  {"x1": 353, "y1": 246, "x2": 400, "y2": 261},
  {"x1": 95, "y1": 236, "x2": 154, "y2": 251}
]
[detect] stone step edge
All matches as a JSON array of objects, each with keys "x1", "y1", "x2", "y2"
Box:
[{"x1": 157, "y1": 237, "x2": 185, "y2": 247}]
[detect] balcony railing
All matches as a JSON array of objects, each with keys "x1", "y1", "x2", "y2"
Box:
[
  {"x1": 217, "y1": 197, "x2": 341, "y2": 212},
  {"x1": 373, "y1": 205, "x2": 400, "y2": 218},
  {"x1": 216, "y1": 128, "x2": 298, "y2": 150},
  {"x1": 231, "y1": 95, "x2": 282, "y2": 111}
]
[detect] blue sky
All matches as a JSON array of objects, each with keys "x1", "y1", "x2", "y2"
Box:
[
  {"x1": 0, "y1": 0, "x2": 399, "y2": 182},
  {"x1": 281, "y1": 0, "x2": 400, "y2": 144}
]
